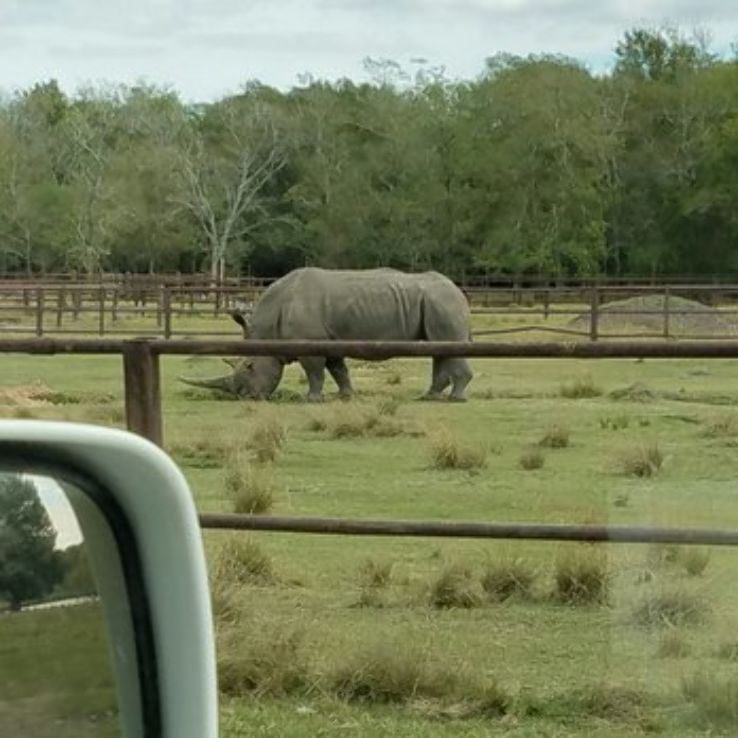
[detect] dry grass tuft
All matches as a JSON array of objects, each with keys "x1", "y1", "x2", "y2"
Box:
[
  {"x1": 377, "y1": 398, "x2": 400, "y2": 416},
  {"x1": 385, "y1": 371, "x2": 402, "y2": 386},
  {"x1": 632, "y1": 588, "x2": 709, "y2": 628},
  {"x1": 701, "y1": 414, "x2": 738, "y2": 438},
  {"x1": 223, "y1": 457, "x2": 276, "y2": 514},
  {"x1": 572, "y1": 683, "x2": 646, "y2": 721},
  {"x1": 248, "y1": 412, "x2": 286, "y2": 463},
  {"x1": 553, "y1": 546, "x2": 610, "y2": 605},
  {"x1": 519, "y1": 447, "x2": 545, "y2": 470},
  {"x1": 682, "y1": 673, "x2": 738, "y2": 727},
  {"x1": 169, "y1": 435, "x2": 233, "y2": 468},
  {"x1": 428, "y1": 428, "x2": 487, "y2": 471},
  {"x1": 428, "y1": 563, "x2": 483, "y2": 609},
  {"x1": 358, "y1": 558, "x2": 394, "y2": 589},
  {"x1": 210, "y1": 580, "x2": 241, "y2": 626},
  {"x1": 599, "y1": 414, "x2": 631, "y2": 430},
  {"x1": 218, "y1": 626, "x2": 311, "y2": 698},
  {"x1": 656, "y1": 629, "x2": 691, "y2": 658},
  {"x1": 559, "y1": 376, "x2": 603, "y2": 399},
  {"x1": 539, "y1": 424, "x2": 570, "y2": 448},
  {"x1": 680, "y1": 548, "x2": 711, "y2": 577},
  {"x1": 481, "y1": 557, "x2": 537, "y2": 602},
  {"x1": 614, "y1": 444, "x2": 663, "y2": 477},
  {"x1": 716, "y1": 639, "x2": 738, "y2": 661},
  {"x1": 213, "y1": 538, "x2": 276, "y2": 586}
]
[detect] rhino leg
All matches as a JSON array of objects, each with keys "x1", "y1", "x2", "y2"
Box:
[
  {"x1": 326, "y1": 358, "x2": 353, "y2": 399},
  {"x1": 421, "y1": 358, "x2": 452, "y2": 400},
  {"x1": 447, "y1": 358, "x2": 473, "y2": 402},
  {"x1": 299, "y1": 357, "x2": 326, "y2": 402}
]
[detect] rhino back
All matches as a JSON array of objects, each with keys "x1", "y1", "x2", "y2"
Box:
[{"x1": 250, "y1": 268, "x2": 469, "y2": 341}]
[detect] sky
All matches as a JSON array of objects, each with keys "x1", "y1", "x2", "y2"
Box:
[{"x1": 0, "y1": 0, "x2": 736, "y2": 102}]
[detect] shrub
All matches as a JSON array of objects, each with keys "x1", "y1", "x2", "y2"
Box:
[
  {"x1": 615, "y1": 444, "x2": 663, "y2": 477},
  {"x1": 632, "y1": 589, "x2": 708, "y2": 628},
  {"x1": 428, "y1": 428, "x2": 487, "y2": 471},
  {"x1": 428, "y1": 563, "x2": 483, "y2": 609},
  {"x1": 481, "y1": 557, "x2": 536, "y2": 602},
  {"x1": 213, "y1": 538, "x2": 276, "y2": 586},
  {"x1": 560, "y1": 376, "x2": 602, "y2": 399},
  {"x1": 539, "y1": 424, "x2": 570, "y2": 448},
  {"x1": 519, "y1": 447, "x2": 545, "y2": 470},
  {"x1": 249, "y1": 413, "x2": 286, "y2": 463},
  {"x1": 223, "y1": 459, "x2": 276, "y2": 514},
  {"x1": 553, "y1": 546, "x2": 610, "y2": 605},
  {"x1": 218, "y1": 627, "x2": 310, "y2": 697}
]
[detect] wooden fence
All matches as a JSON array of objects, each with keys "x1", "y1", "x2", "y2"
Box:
[
  {"x1": 3, "y1": 283, "x2": 738, "y2": 341},
  {"x1": 4, "y1": 336, "x2": 738, "y2": 544}
]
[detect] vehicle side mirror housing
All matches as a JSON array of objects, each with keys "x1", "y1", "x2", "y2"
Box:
[{"x1": 0, "y1": 421, "x2": 217, "y2": 738}]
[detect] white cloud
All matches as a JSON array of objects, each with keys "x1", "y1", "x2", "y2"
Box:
[{"x1": 0, "y1": 1, "x2": 735, "y2": 101}]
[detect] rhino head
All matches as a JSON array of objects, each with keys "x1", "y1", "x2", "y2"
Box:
[{"x1": 179, "y1": 356, "x2": 284, "y2": 399}]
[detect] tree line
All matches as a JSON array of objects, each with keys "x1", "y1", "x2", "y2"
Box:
[{"x1": 1, "y1": 26, "x2": 737, "y2": 280}]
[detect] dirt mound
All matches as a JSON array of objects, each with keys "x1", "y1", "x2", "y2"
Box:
[{"x1": 569, "y1": 295, "x2": 738, "y2": 336}]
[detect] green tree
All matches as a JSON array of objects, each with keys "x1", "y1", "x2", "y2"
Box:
[{"x1": 0, "y1": 475, "x2": 63, "y2": 611}]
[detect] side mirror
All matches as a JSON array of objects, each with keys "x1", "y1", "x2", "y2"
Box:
[{"x1": 0, "y1": 420, "x2": 217, "y2": 738}]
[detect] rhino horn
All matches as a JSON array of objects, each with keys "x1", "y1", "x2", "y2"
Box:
[{"x1": 178, "y1": 373, "x2": 236, "y2": 394}]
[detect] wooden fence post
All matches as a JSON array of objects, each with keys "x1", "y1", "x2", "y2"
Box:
[
  {"x1": 35, "y1": 288, "x2": 44, "y2": 337},
  {"x1": 122, "y1": 340, "x2": 163, "y2": 446},
  {"x1": 163, "y1": 287, "x2": 172, "y2": 339},
  {"x1": 56, "y1": 288, "x2": 65, "y2": 328},
  {"x1": 589, "y1": 288, "x2": 600, "y2": 342},
  {"x1": 156, "y1": 286, "x2": 164, "y2": 327},
  {"x1": 112, "y1": 288, "x2": 119, "y2": 322},
  {"x1": 663, "y1": 287, "x2": 671, "y2": 339},
  {"x1": 98, "y1": 287, "x2": 105, "y2": 336}
]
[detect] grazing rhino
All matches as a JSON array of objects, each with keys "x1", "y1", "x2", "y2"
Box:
[{"x1": 180, "y1": 267, "x2": 473, "y2": 402}]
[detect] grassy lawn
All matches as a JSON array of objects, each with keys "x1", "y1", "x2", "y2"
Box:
[
  {"x1": 0, "y1": 604, "x2": 120, "y2": 737},
  {"x1": 3, "y1": 310, "x2": 738, "y2": 735}
]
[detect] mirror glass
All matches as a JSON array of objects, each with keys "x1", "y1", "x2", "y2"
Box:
[{"x1": 0, "y1": 472, "x2": 123, "y2": 738}]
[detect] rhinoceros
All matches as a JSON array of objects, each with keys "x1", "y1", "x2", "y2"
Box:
[{"x1": 180, "y1": 267, "x2": 473, "y2": 401}]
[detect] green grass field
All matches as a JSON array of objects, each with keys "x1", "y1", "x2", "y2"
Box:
[
  {"x1": 0, "y1": 603, "x2": 120, "y2": 737},
  {"x1": 3, "y1": 311, "x2": 738, "y2": 735}
]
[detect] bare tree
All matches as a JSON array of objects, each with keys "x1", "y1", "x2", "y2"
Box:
[{"x1": 175, "y1": 104, "x2": 286, "y2": 282}]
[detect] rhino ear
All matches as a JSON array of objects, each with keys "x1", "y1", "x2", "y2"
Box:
[{"x1": 229, "y1": 302, "x2": 253, "y2": 335}]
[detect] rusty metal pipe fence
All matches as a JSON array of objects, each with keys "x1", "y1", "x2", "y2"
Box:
[{"x1": 3, "y1": 336, "x2": 738, "y2": 546}]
